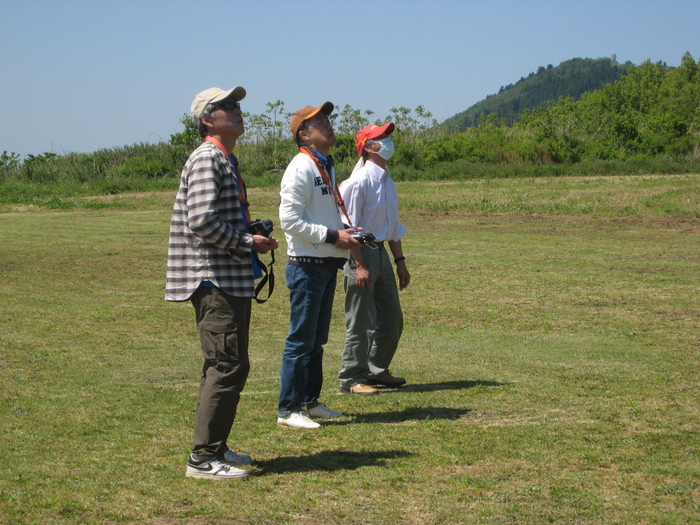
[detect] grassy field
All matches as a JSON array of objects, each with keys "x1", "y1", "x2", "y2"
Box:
[{"x1": 1, "y1": 175, "x2": 699, "y2": 524}]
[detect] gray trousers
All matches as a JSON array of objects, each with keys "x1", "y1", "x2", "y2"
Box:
[
  {"x1": 339, "y1": 245, "x2": 403, "y2": 389},
  {"x1": 190, "y1": 286, "x2": 251, "y2": 460}
]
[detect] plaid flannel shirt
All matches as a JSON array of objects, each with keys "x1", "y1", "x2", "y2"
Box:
[{"x1": 165, "y1": 142, "x2": 255, "y2": 301}]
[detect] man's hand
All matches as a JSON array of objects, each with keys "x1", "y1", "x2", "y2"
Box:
[
  {"x1": 355, "y1": 264, "x2": 371, "y2": 290},
  {"x1": 351, "y1": 245, "x2": 371, "y2": 290},
  {"x1": 335, "y1": 228, "x2": 362, "y2": 250},
  {"x1": 396, "y1": 261, "x2": 410, "y2": 290},
  {"x1": 252, "y1": 235, "x2": 278, "y2": 254}
]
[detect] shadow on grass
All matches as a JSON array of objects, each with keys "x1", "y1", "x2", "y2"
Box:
[
  {"x1": 347, "y1": 406, "x2": 473, "y2": 424},
  {"x1": 255, "y1": 449, "x2": 413, "y2": 475},
  {"x1": 386, "y1": 379, "x2": 510, "y2": 393}
]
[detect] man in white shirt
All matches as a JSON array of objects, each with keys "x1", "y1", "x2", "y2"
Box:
[{"x1": 338, "y1": 123, "x2": 411, "y2": 395}]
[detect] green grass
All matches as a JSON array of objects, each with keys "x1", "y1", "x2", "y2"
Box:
[{"x1": 1, "y1": 175, "x2": 699, "y2": 524}]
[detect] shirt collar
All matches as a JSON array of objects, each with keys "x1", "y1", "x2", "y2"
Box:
[
  {"x1": 307, "y1": 148, "x2": 333, "y2": 170},
  {"x1": 365, "y1": 159, "x2": 388, "y2": 180},
  {"x1": 205, "y1": 135, "x2": 232, "y2": 156}
]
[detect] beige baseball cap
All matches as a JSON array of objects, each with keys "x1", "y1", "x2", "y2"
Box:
[{"x1": 191, "y1": 86, "x2": 246, "y2": 122}]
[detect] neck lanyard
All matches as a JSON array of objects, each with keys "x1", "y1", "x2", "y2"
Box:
[
  {"x1": 206, "y1": 136, "x2": 251, "y2": 224},
  {"x1": 299, "y1": 147, "x2": 353, "y2": 227}
]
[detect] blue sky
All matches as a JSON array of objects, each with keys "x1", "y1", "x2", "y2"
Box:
[{"x1": 1, "y1": 0, "x2": 698, "y2": 158}]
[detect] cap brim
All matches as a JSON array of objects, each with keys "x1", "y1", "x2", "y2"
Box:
[
  {"x1": 371, "y1": 122, "x2": 395, "y2": 139},
  {"x1": 305, "y1": 101, "x2": 334, "y2": 122},
  {"x1": 211, "y1": 86, "x2": 246, "y2": 104}
]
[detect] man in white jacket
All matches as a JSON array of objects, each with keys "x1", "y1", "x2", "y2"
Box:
[{"x1": 277, "y1": 102, "x2": 361, "y2": 429}]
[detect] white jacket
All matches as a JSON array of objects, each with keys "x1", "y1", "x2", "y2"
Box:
[{"x1": 279, "y1": 152, "x2": 348, "y2": 259}]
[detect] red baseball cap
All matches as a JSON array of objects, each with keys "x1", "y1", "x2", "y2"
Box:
[{"x1": 355, "y1": 122, "x2": 395, "y2": 156}]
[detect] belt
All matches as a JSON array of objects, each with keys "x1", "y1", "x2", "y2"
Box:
[{"x1": 287, "y1": 256, "x2": 347, "y2": 269}]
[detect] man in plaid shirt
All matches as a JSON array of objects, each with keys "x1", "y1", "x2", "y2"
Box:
[{"x1": 166, "y1": 86, "x2": 278, "y2": 480}]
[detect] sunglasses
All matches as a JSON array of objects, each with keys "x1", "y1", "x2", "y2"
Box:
[{"x1": 213, "y1": 100, "x2": 241, "y2": 111}]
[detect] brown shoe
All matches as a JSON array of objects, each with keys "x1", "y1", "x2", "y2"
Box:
[
  {"x1": 340, "y1": 383, "x2": 379, "y2": 395},
  {"x1": 367, "y1": 370, "x2": 406, "y2": 387}
]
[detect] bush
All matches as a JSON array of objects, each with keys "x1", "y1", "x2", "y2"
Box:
[{"x1": 3, "y1": 55, "x2": 700, "y2": 207}]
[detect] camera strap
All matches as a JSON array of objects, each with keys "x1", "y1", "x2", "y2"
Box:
[
  {"x1": 254, "y1": 250, "x2": 275, "y2": 304},
  {"x1": 299, "y1": 147, "x2": 354, "y2": 227}
]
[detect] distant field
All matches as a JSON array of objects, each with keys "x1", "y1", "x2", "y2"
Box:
[
  {"x1": 3, "y1": 172, "x2": 698, "y2": 219},
  {"x1": 1, "y1": 175, "x2": 698, "y2": 524}
]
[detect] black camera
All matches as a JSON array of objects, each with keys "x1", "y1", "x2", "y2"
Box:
[
  {"x1": 249, "y1": 219, "x2": 273, "y2": 237},
  {"x1": 350, "y1": 230, "x2": 377, "y2": 247}
]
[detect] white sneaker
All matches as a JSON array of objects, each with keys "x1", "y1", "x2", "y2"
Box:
[
  {"x1": 304, "y1": 402, "x2": 342, "y2": 419},
  {"x1": 277, "y1": 411, "x2": 321, "y2": 429},
  {"x1": 223, "y1": 450, "x2": 252, "y2": 466},
  {"x1": 185, "y1": 456, "x2": 249, "y2": 480}
]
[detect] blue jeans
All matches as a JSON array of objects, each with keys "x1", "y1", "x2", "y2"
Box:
[{"x1": 278, "y1": 264, "x2": 338, "y2": 416}]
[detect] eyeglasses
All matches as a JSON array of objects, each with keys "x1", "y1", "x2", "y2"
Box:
[
  {"x1": 305, "y1": 116, "x2": 332, "y2": 129},
  {"x1": 213, "y1": 100, "x2": 241, "y2": 112}
]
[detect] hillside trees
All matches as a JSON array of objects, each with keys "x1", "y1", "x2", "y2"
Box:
[
  {"x1": 445, "y1": 57, "x2": 629, "y2": 129},
  {"x1": 2, "y1": 53, "x2": 699, "y2": 193},
  {"x1": 516, "y1": 53, "x2": 700, "y2": 161}
]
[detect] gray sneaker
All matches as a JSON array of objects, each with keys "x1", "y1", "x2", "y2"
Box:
[
  {"x1": 185, "y1": 456, "x2": 249, "y2": 480},
  {"x1": 277, "y1": 411, "x2": 321, "y2": 429},
  {"x1": 304, "y1": 402, "x2": 342, "y2": 419},
  {"x1": 223, "y1": 450, "x2": 252, "y2": 466}
]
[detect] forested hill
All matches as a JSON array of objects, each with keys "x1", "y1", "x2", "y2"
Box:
[{"x1": 444, "y1": 57, "x2": 631, "y2": 130}]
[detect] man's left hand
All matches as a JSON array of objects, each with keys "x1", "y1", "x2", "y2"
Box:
[{"x1": 396, "y1": 262, "x2": 410, "y2": 290}]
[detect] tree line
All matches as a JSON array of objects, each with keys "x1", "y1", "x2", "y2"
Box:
[{"x1": 1, "y1": 52, "x2": 698, "y2": 195}]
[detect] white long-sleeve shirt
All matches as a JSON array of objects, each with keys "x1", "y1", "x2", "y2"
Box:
[
  {"x1": 339, "y1": 160, "x2": 406, "y2": 243},
  {"x1": 279, "y1": 152, "x2": 348, "y2": 259}
]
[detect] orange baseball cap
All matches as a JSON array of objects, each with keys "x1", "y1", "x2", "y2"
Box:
[
  {"x1": 355, "y1": 122, "x2": 395, "y2": 156},
  {"x1": 290, "y1": 101, "x2": 334, "y2": 139}
]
